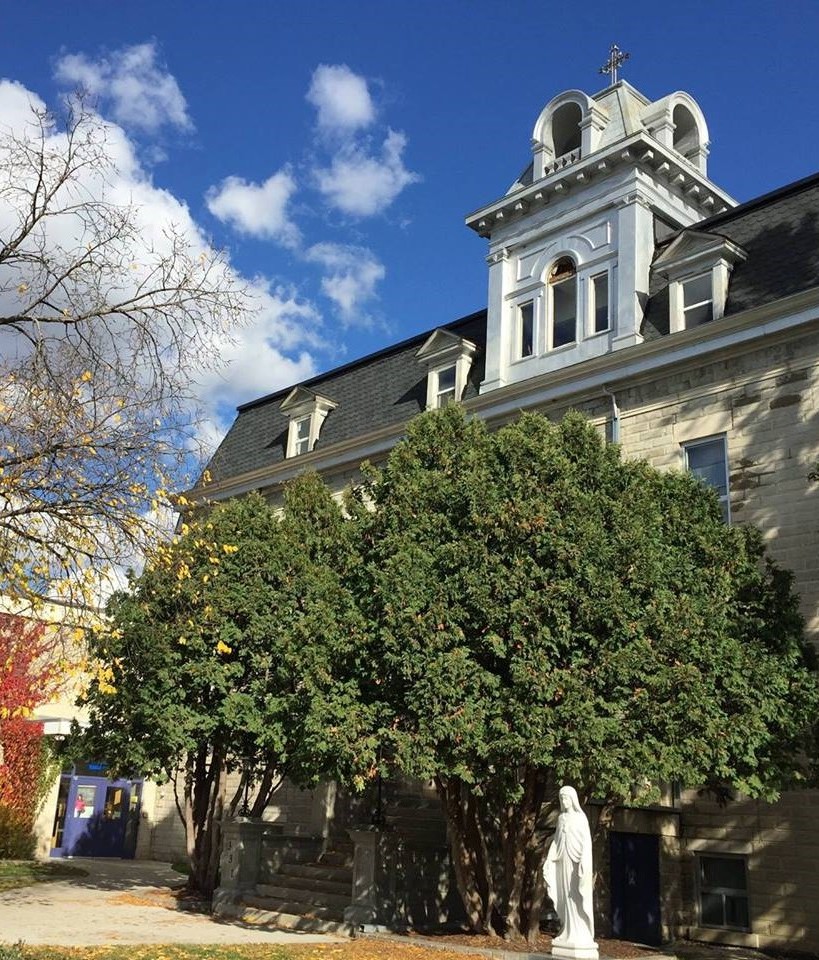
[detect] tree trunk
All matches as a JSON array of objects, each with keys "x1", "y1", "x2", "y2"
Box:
[
  {"x1": 179, "y1": 744, "x2": 228, "y2": 897},
  {"x1": 436, "y1": 770, "x2": 555, "y2": 942},
  {"x1": 436, "y1": 774, "x2": 497, "y2": 934}
]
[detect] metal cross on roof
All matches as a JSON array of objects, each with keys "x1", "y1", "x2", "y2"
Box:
[{"x1": 599, "y1": 43, "x2": 630, "y2": 84}]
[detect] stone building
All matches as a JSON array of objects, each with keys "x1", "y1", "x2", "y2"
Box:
[{"x1": 187, "y1": 77, "x2": 819, "y2": 950}]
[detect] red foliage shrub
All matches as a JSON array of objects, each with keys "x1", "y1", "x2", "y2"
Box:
[
  {"x1": 0, "y1": 717, "x2": 45, "y2": 823},
  {"x1": 0, "y1": 614, "x2": 63, "y2": 851}
]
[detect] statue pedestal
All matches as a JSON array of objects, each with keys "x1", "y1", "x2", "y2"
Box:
[{"x1": 551, "y1": 944, "x2": 599, "y2": 960}]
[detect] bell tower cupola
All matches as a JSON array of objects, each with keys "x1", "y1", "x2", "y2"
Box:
[{"x1": 467, "y1": 71, "x2": 735, "y2": 394}]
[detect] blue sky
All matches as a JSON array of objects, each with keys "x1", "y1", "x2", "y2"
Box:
[{"x1": 3, "y1": 0, "x2": 818, "y2": 443}]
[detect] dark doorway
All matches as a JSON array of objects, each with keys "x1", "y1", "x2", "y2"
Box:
[{"x1": 610, "y1": 831, "x2": 662, "y2": 945}]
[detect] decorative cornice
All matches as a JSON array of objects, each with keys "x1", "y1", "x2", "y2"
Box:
[{"x1": 465, "y1": 131, "x2": 735, "y2": 238}]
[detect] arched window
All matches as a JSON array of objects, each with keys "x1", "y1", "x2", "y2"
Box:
[
  {"x1": 548, "y1": 257, "x2": 577, "y2": 348},
  {"x1": 551, "y1": 102, "x2": 582, "y2": 159}
]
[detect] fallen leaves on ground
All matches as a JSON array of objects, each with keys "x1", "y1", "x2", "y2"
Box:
[
  {"x1": 15, "y1": 936, "x2": 662, "y2": 960},
  {"x1": 18, "y1": 944, "x2": 488, "y2": 960},
  {"x1": 108, "y1": 887, "x2": 210, "y2": 914},
  {"x1": 398, "y1": 930, "x2": 657, "y2": 957}
]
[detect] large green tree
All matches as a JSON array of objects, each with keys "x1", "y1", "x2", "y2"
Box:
[
  {"x1": 352, "y1": 406, "x2": 818, "y2": 941},
  {"x1": 80, "y1": 475, "x2": 368, "y2": 896}
]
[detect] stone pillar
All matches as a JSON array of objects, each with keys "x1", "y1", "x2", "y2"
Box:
[
  {"x1": 344, "y1": 827, "x2": 380, "y2": 929},
  {"x1": 612, "y1": 194, "x2": 652, "y2": 351},
  {"x1": 481, "y1": 247, "x2": 511, "y2": 393},
  {"x1": 213, "y1": 818, "x2": 264, "y2": 912}
]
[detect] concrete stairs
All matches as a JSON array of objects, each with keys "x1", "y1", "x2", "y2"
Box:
[{"x1": 236, "y1": 840, "x2": 354, "y2": 933}]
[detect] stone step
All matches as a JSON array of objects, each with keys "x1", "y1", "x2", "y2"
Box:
[
  {"x1": 232, "y1": 897, "x2": 350, "y2": 933},
  {"x1": 272, "y1": 868, "x2": 352, "y2": 896},
  {"x1": 277, "y1": 859, "x2": 353, "y2": 883},
  {"x1": 316, "y1": 849, "x2": 353, "y2": 867},
  {"x1": 256, "y1": 881, "x2": 351, "y2": 909}
]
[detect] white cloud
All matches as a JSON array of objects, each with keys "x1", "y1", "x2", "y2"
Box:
[
  {"x1": 196, "y1": 280, "x2": 320, "y2": 416},
  {"x1": 306, "y1": 243, "x2": 385, "y2": 321},
  {"x1": 0, "y1": 78, "x2": 322, "y2": 452},
  {"x1": 314, "y1": 129, "x2": 419, "y2": 217},
  {"x1": 206, "y1": 170, "x2": 300, "y2": 247},
  {"x1": 306, "y1": 64, "x2": 375, "y2": 133},
  {"x1": 54, "y1": 41, "x2": 193, "y2": 136}
]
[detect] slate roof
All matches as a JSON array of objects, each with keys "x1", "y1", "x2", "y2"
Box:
[
  {"x1": 207, "y1": 310, "x2": 487, "y2": 484},
  {"x1": 643, "y1": 170, "x2": 819, "y2": 337}
]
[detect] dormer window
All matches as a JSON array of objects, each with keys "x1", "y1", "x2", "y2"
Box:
[
  {"x1": 549, "y1": 257, "x2": 577, "y2": 349},
  {"x1": 280, "y1": 387, "x2": 338, "y2": 458},
  {"x1": 682, "y1": 274, "x2": 713, "y2": 328},
  {"x1": 416, "y1": 328, "x2": 477, "y2": 411},
  {"x1": 653, "y1": 230, "x2": 747, "y2": 336}
]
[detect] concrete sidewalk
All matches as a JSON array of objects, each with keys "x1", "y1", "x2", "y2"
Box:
[{"x1": 0, "y1": 858, "x2": 345, "y2": 946}]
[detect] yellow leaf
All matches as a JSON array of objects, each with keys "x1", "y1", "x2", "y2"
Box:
[{"x1": 216, "y1": 640, "x2": 232, "y2": 655}]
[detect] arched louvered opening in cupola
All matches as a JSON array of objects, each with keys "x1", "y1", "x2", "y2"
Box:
[
  {"x1": 551, "y1": 102, "x2": 582, "y2": 159},
  {"x1": 673, "y1": 104, "x2": 700, "y2": 162}
]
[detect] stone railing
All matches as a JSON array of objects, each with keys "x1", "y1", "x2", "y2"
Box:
[
  {"x1": 213, "y1": 818, "x2": 324, "y2": 912},
  {"x1": 344, "y1": 826, "x2": 464, "y2": 932},
  {"x1": 544, "y1": 148, "x2": 581, "y2": 177}
]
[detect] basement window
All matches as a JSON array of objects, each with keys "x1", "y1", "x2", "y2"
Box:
[{"x1": 697, "y1": 854, "x2": 750, "y2": 931}]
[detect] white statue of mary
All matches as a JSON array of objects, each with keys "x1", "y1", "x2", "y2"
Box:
[{"x1": 543, "y1": 785, "x2": 598, "y2": 960}]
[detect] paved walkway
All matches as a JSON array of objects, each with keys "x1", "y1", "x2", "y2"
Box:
[{"x1": 0, "y1": 858, "x2": 344, "y2": 946}]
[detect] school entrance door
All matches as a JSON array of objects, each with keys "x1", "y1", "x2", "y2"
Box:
[{"x1": 50, "y1": 768, "x2": 142, "y2": 859}]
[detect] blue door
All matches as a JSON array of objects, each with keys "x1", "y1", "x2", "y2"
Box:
[
  {"x1": 610, "y1": 831, "x2": 662, "y2": 945},
  {"x1": 50, "y1": 774, "x2": 141, "y2": 858}
]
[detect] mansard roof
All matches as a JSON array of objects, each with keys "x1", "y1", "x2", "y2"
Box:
[
  {"x1": 207, "y1": 310, "x2": 487, "y2": 484},
  {"x1": 643, "y1": 170, "x2": 819, "y2": 337}
]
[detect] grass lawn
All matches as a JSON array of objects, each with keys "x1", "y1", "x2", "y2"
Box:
[
  {"x1": 3, "y1": 943, "x2": 488, "y2": 960},
  {"x1": 0, "y1": 861, "x2": 89, "y2": 893}
]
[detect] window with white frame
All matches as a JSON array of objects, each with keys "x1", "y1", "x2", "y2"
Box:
[
  {"x1": 292, "y1": 415, "x2": 311, "y2": 456},
  {"x1": 518, "y1": 301, "x2": 534, "y2": 358},
  {"x1": 684, "y1": 435, "x2": 730, "y2": 522},
  {"x1": 435, "y1": 364, "x2": 457, "y2": 408},
  {"x1": 682, "y1": 273, "x2": 713, "y2": 328},
  {"x1": 697, "y1": 854, "x2": 750, "y2": 931},
  {"x1": 591, "y1": 272, "x2": 609, "y2": 334},
  {"x1": 548, "y1": 257, "x2": 577, "y2": 348}
]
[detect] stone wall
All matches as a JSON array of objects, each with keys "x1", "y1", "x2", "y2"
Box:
[{"x1": 599, "y1": 329, "x2": 818, "y2": 951}]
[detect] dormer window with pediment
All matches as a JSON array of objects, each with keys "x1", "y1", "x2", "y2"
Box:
[
  {"x1": 653, "y1": 230, "x2": 747, "y2": 335},
  {"x1": 280, "y1": 386, "x2": 337, "y2": 458},
  {"x1": 415, "y1": 329, "x2": 477, "y2": 410}
]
